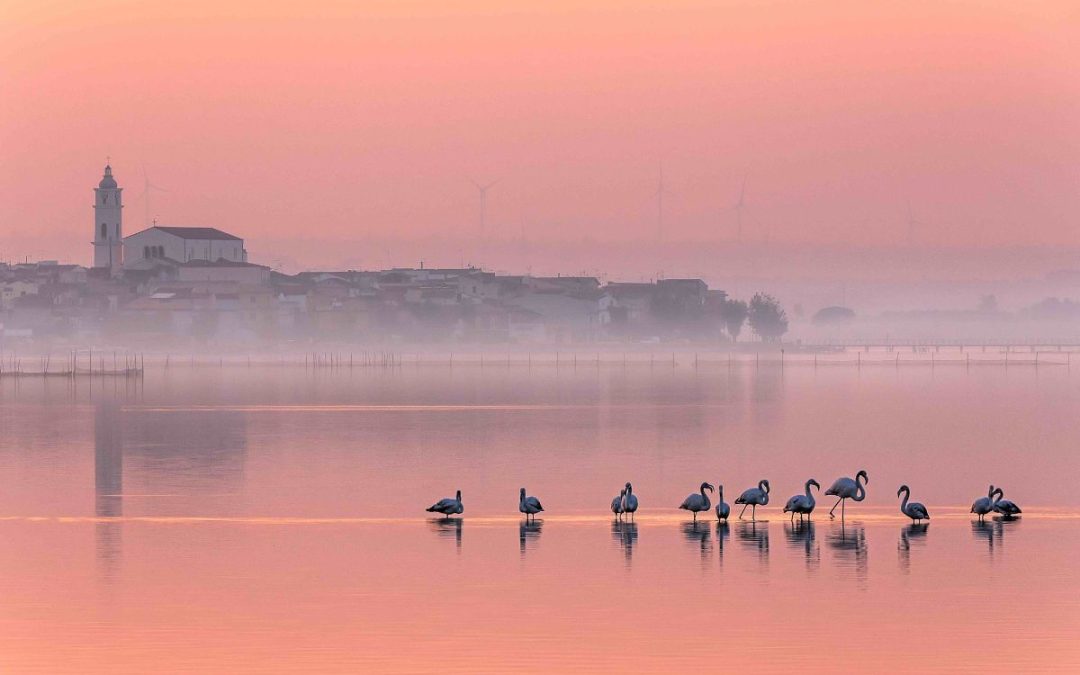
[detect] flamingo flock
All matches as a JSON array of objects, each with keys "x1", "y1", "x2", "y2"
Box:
[{"x1": 424, "y1": 473, "x2": 1025, "y2": 523}]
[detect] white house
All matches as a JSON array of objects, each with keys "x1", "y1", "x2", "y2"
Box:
[{"x1": 124, "y1": 226, "x2": 247, "y2": 267}]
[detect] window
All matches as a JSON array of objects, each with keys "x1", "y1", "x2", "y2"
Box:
[
  {"x1": 101, "y1": 223, "x2": 107, "y2": 238},
  {"x1": 144, "y1": 246, "x2": 150, "y2": 259}
]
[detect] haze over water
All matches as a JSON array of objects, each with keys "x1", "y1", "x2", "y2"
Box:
[{"x1": 0, "y1": 364, "x2": 1077, "y2": 672}]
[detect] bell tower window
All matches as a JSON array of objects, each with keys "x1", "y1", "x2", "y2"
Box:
[{"x1": 101, "y1": 223, "x2": 107, "y2": 238}]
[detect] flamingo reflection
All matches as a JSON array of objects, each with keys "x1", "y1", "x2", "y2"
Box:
[
  {"x1": 611, "y1": 520, "x2": 638, "y2": 565},
  {"x1": 829, "y1": 522, "x2": 868, "y2": 580},
  {"x1": 737, "y1": 520, "x2": 770, "y2": 563},
  {"x1": 428, "y1": 516, "x2": 463, "y2": 550},
  {"x1": 715, "y1": 521, "x2": 730, "y2": 563},
  {"x1": 897, "y1": 523, "x2": 928, "y2": 573},
  {"x1": 784, "y1": 520, "x2": 819, "y2": 570},
  {"x1": 519, "y1": 519, "x2": 543, "y2": 556},
  {"x1": 971, "y1": 518, "x2": 1015, "y2": 555},
  {"x1": 681, "y1": 521, "x2": 712, "y2": 560}
]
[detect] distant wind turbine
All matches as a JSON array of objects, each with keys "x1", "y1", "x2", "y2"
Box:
[
  {"x1": 137, "y1": 164, "x2": 169, "y2": 227},
  {"x1": 469, "y1": 177, "x2": 500, "y2": 241},
  {"x1": 654, "y1": 161, "x2": 673, "y2": 243},
  {"x1": 727, "y1": 175, "x2": 760, "y2": 244},
  {"x1": 905, "y1": 200, "x2": 925, "y2": 248}
]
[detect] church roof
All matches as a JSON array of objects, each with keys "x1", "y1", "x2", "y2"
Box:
[
  {"x1": 142, "y1": 226, "x2": 242, "y2": 241},
  {"x1": 98, "y1": 165, "x2": 117, "y2": 189}
]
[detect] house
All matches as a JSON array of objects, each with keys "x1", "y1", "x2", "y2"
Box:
[{"x1": 176, "y1": 259, "x2": 271, "y2": 285}]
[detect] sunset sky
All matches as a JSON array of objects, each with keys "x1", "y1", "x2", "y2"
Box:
[{"x1": 1, "y1": 1, "x2": 1078, "y2": 272}]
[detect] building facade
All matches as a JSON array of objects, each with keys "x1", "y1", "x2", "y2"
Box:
[{"x1": 124, "y1": 226, "x2": 246, "y2": 266}]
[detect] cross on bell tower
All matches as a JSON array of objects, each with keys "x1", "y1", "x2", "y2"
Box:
[{"x1": 93, "y1": 162, "x2": 124, "y2": 274}]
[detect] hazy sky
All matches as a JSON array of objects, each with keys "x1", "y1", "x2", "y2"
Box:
[{"x1": 2, "y1": 1, "x2": 1078, "y2": 271}]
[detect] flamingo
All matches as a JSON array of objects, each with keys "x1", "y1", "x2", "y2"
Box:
[
  {"x1": 992, "y1": 487, "x2": 1022, "y2": 518},
  {"x1": 715, "y1": 484, "x2": 730, "y2": 522},
  {"x1": 611, "y1": 488, "x2": 626, "y2": 520},
  {"x1": 825, "y1": 470, "x2": 868, "y2": 519},
  {"x1": 970, "y1": 484, "x2": 997, "y2": 521},
  {"x1": 783, "y1": 479, "x2": 819, "y2": 522},
  {"x1": 519, "y1": 487, "x2": 544, "y2": 522},
  {"x1": 735, "y1": 479, "x2": 770, "y2": 520},
  {"x1": 622, "y1": 482, "x2": 639, "y2": 521},
  {"x1": 425, "y1": 489, "x2": 464, "y2": 519},
  {"x1": 679, "y1": 482, "x2": 714, "y2": 521},
  {"x1": 897, "y1": 485, "x2": 930, "y2": 523}
]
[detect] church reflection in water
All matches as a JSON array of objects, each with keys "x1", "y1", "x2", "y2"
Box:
[{"x1": 93, "y1": 397, "x2": 249, "y2": 580}]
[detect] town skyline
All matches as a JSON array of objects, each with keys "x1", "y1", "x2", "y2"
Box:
[{"x1": 3, "y1": 1, "x2": 1078, "y2": 273}]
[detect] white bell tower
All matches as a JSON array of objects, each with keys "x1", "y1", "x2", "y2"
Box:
[{"x1": 93, "y1": 163, "x2": 124, "y2": 274}]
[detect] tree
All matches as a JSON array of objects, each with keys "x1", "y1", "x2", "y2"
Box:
[
  {"x1": 718, "y1": 298, "x2": 749, "y2": 342},
  {"x1": 748, "y1": 293, "x2": 788, "y2": 342}
]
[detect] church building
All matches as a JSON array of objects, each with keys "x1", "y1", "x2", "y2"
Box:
[{"x1": 90, "y1": 164, "x2": 246, "y2": 274}]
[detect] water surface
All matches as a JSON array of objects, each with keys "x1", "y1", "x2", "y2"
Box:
[{"x1": 0, "y1": 364, "x2": 1076, "y2": 672}]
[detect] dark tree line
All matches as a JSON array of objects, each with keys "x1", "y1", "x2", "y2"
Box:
[{"x1": 716, "y1": 293, "x2": 788, "y2": 343}]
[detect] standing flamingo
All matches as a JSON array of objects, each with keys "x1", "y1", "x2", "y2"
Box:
[
  {"x1": 735, "y1": 479, "x2": 770, "y2": 520},
  {"x1": 519, "y1": 487, "x2": 544, "y2": 522},
  {"x1": 622, "y1": 482, "x2": 639, "y2": 521},
  {"x1": 897, "y1": 485, "x2": 930, "y2": 523},
  {"x1": 715, "y1": 484, "x2": 730, "y2": 522},
  {"x1": 825, "y1": 470, "x2": 868, "y2": 519},
  {"x1": 679, "y1": 482, "x2": 714, "y2": 522},
  {"x1": 783, "y1": 479, "x2": 819, "y2": 522},
  {"x1": 970, "y1": 484, "x2": 997, "y2": 521},
  {"x1": 611, "y1": 487, "x2": 626, "y2": 520}
]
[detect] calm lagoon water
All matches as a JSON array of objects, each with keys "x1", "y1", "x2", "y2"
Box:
[{"x1": 0, "y1": 363, "x2": 1077, "y2": 672}]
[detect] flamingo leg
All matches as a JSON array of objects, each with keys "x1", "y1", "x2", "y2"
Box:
[
  {"x1": 739, "y1": 503, "x2": 749, "y2": 519},
  {"x1": 752, "y1": 504, "x2": 757, "y2": 520},
  {"x1": 829, "y1": 497, "x2": 842, "y2": 518}
]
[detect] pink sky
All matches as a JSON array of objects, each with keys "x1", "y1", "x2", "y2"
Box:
[{"x1": 1, "y1": 1, "x2": 1078, "y2": 271}]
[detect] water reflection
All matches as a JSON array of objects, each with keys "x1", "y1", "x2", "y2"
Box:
[
  {"x1": 737, "y1": 520, "x2": 769, "y2": 564},
  {"x1": 971, "y1": 518, "x2": 1018, "y2": 555},
  {"x1": 784, "y1": 521, "x2": 819, "y2": 571},
  {"x1": 681, "y1": 521, "x2": 712, "y2": 560},
  {"x1": 94, "y1": 401, "x2": 123, "y2": 581},
  {"x1": 611, "y1": 520, "x2": 638, "y2": 566},
  {"x1": 715, "y1": 521, "x2": 730, "y2": 564},
  {"x1": 126, "y1": 409, "x2": 248, "y2": 496},
  {"x1": 898, "y1": 524, "x2": 929, "y2": 573},
  {"x1": 828, "y1": 522, "x2": 868, "y2": 582},
  {"x1": 519, "y1": 519, "x2": 543, "y2": 556},
  {"x1": 429, "y1": 517, "x2": 463, "y2": 551}
]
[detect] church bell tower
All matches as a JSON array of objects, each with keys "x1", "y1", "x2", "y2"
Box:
[{"x1": 93, "y1": 164, "x2": 123, "y2": 274}]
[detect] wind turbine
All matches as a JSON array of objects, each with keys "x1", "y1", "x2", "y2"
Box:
[
  {"x1": 727, "y1": 174, "x2": 760, "y2": 244},
  {"x1": 137, "y1": 164, "x2": 169, "y2": 227},
  {"x1": 905, "y1": 200, "x2": 925, "y2": 248},
  {"x1": 469, "y1": 177, "x2": 500, "y2": 241},
  {"x1": 729, "y1": 175, "x2": 749, "y2": 243},
  {"x1": 654, "y1": 161, "x2": 670, "y2": 243}
]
